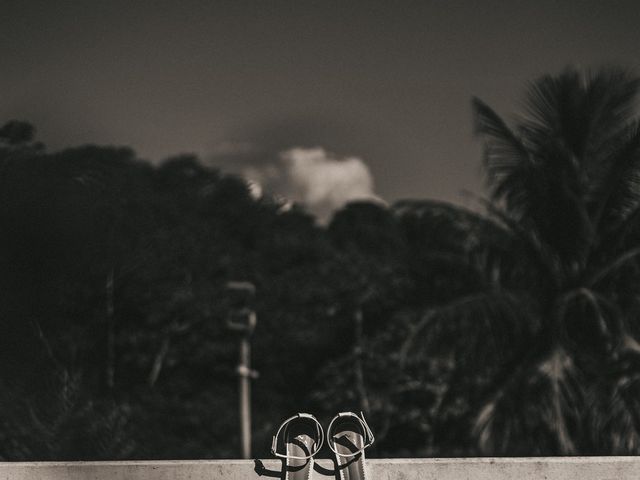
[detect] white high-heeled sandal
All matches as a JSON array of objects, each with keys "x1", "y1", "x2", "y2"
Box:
[
  {"x1": 271, "y1": 413, "x2": 324, "y2": 480},
  {"x1": 327, "y1": 412, "x2": 375, "y2": 480}
]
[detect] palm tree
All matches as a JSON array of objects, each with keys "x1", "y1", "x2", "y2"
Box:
[{"x1": 399, "y1": 66, "x2": 640, "y2": 455}]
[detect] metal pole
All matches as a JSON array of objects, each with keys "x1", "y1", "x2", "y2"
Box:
[
  {"x1": 225, "y1": 282, "x2": 257, "y2": 459},
  {"x1": 239, "y1": 334, "x2": 251, "y2": 459}
]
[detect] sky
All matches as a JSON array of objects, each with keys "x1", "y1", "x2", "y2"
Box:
[{"x1": 2, "y1": 0, "x2": 640, "y2": 212}]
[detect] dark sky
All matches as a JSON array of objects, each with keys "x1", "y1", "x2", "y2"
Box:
[{"x1": 2, "y1": 0, "x2": 640, "y2": 205}]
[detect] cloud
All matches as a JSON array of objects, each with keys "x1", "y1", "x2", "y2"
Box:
[{"x1": 242, "y1": 147, "x2": 383, "y2": 223}]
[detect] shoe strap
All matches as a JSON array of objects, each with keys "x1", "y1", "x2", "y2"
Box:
[
  {"x1": 327, "y1": 411, "x2": 375, "y2": 458},
  {"x1": 271, "y1": 413, "x2": 324, "y2": 460}
]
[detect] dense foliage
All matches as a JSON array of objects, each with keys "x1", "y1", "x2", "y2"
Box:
[{"x1": 2, "y1": 66, "x2": 640, "y2": 459}]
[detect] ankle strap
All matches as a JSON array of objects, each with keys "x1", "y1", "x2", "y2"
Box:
[
  {"x1": 327, "y1": 411, "x2": 375, "y2": 458},
  {"x1": 271, "y1": 413, "x2": 324, "y2": 460}
]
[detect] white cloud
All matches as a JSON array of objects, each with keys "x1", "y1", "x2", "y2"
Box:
[{"x1": 242, "y1": 147, "x2": 383, "y2": 223}]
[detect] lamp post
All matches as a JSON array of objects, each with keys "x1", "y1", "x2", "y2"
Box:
[{"x1": 226, "y1": 281, "x2": 258, "y2": 459}]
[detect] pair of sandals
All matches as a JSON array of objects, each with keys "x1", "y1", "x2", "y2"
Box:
[{"x1": 271, "y1": 412, "x2": 374, "y2": 480}]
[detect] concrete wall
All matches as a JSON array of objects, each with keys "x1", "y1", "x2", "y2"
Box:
[{"x1": 0, "y1": 457, "x2": 638, "y2": 480}]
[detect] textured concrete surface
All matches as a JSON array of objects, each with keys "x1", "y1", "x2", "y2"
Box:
[{"x1": 0, "y1": 457, "x2": 638, "y2": 480}]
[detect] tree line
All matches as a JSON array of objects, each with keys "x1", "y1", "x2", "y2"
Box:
[{"x1": 2, "y1": 66, "x2": 640, "y2": 459}]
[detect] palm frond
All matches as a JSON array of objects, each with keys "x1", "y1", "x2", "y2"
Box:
[
  {"x1": 473, "y1": 346, "x2": 583, "y2": 455},
  {"x1": 583, "y1": 67, "x2": 640, "y2": 159},
  {"x1": 511, "y1": 68, "x2": 640, "y2": 257},
  {"x1": 524, "y1": 71, "x2": 572, "y2": 125},
  {"x1": 587, "y1": 246, "x2": 640, "y2": 286},
  {"x1": 474, "y1": 94, "x2": 596, "y2": 259},
  {"x1": 400, "y1": 291, "x2": 539, "y2": 373},
  {"x1": 591, "y1": 121, "x2": 640, "y2": 229},
  {"x1": 586, "y1": 354, "x2": 640, "y2": 454},
  {"x1": 472, "y1": 98, "x2": 539, "y2": 214},
  {"x1": 395, "y1": 199, "x2": 553, "y2": 289},
  {"x1": 520, "y1": 70, "x2": 584, "y2": 154},
  {"x1": 554, "y1": 287, "x2": 623, "y2": 357},
  {"x1": 520, "y1": 67, "x2": 640, "y2": 159},
  {"x1": 589, "y1": 199, "x2": 640, "y2": 269},
  {"x1": 483, "y1": 201, "x2": 562, "y2": 286}
]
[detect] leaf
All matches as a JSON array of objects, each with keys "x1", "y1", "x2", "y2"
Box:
[
  {"x1": 473, "y1": 346, "x2": 583, "y2": 455},
  {"x1": 400, "y1": 291, "x2": 539, "y2": 373},
  {"x1": 592, "y1": 121, "x2": 640, "y2": 229},
  {"x1": 586, "y1": 353, "x2": 640, "y2": 454},
  {"x1": 472, "y1": 98, "x2": 539, "y2": 216}
]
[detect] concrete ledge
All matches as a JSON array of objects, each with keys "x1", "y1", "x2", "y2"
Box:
[{"x1": 1, "y1": 457, "x2": 638, "y2": 480}]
